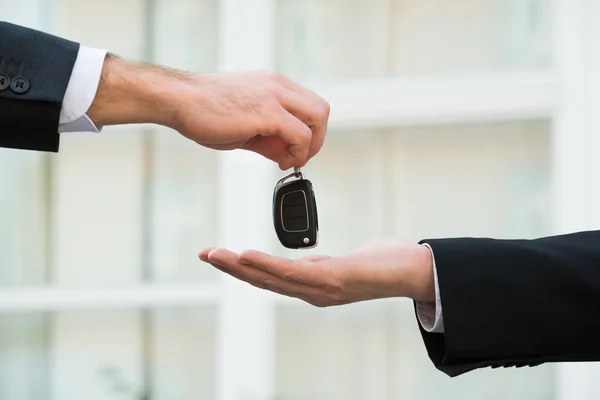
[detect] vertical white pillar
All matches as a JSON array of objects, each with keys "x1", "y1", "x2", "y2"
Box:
[
  {"x1": 216, "y1": 1, "x2": 276, "y2": 399},
  {"x1": 551, "y1": 0, "x2": 589, "y2": 234},
  {"x1": 553, "y1": 1, "x2": 600, "y2": 399},
  {"x1": 586, "y1": 0, "x2": 600, "y2": 227}
]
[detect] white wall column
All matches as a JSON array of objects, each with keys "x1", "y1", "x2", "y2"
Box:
[
  {"x1": 586, "y1": 0, "x2": 600, "y2": 228},
  {"x1": 551, "y1": 0, "x2": 589, "y2": 233},
  {"x1": 216, "y1": 1, "x2": 276, "y2": 399},
  {"x1": 553, "y1": 0, "x2": 600, "y2": 399}
]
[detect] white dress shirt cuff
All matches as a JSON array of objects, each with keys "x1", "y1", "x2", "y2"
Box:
[
  {"x1": 415, "y1": 243, "x2": 445, "y2": 333},
  {"x1": 58, "y1": 45, "x2": 107, "y2": 133}
]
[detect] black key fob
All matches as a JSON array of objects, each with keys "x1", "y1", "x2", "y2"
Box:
[{"x1": 273, "y1": 168, "x2": 319, "y2": 249}]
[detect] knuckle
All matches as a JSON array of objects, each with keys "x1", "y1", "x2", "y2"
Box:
[
  {"x1": 259, "y1": 83, "x2": 279, "y2": 101},
  {"x1": 262, "y1": 277, "x2": 274, "y2": 288},
  {"x1": 300, "y1": 125, "x2": 312, "y2": 140},
  {"x1": 275, "y1": 71, "x2": 289, "y2": 83},
  {"x1": 264, "y1": 114, "x2": 285, "y2": 134},
  {"x1": 265, "y1": 70, "x2": 286, "y2": 83},
  {"x1": 329, "y1": 291, "x2": 347, "y2": 304},
  {"x1": 308, "y1": 103, "x2": 329, "y2": 127},
  {"x1": 266, "y1": 81, "x2": 281, "y2": 94},
  {"x1": 288, "y1": 127, "x2": 311, "y2": 149},
  {"x1": 322, "y1": 279, "x2": 340, "y2": 292},
  {"x1": 283, "y1": 269, "x2": 297, "y2": 283},
  {"x1": 269, "y1": 99, "x2": 285, "y2": 113},
  {"x1": 254, "y1": 275, "x2": 273, "y2": 290},
  {"x1": 324, "y1": 282, "x2": 348, "y2": 303}
]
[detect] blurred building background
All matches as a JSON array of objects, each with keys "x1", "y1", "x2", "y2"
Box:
[{"x1": 1, "y1": 0, "x2": 600, "y2": 399}]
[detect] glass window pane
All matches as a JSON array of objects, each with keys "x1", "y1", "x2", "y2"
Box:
[
  {"x1": 0, "y1": 0, "x2": 57, "y2": 30},
  {"x1": 58, "y1": 0, "x2": 148, "y2": 59},
  {"x1": 0, "y1": 307, "x2": 216, "y2": 400},
  {"x1": 274, "y1": 120, "x2": 554, "y2": 399},
  {"x1": 0, "y1": 151, "x2": 49, "y2": 287},
  {"x1": 0, "y1": 315, "x2": 49, "y2": 400},
  {"x1": 276, "y1": 301, "x2": 555, "y2": 400},
  {"x1": 275, "y1": 302, "x2": 405, "y2": 400},
  {"x1": 150, "y1": 0, "x2": 220, "y2": 72},
  {"x1": 50, "y1": 131, "x2": 147, "y2": 286},
  {"x1": 149, "y1": 129, "x2": 220, "y2": 282},
  {"x1": 390, "y1": 0, "x2": 553, "y2": 77},
  {"x1": 148, "y1": 0, "x2": 220, "y2": 282},
  {"x1": 389, "y1": 120, "x2": 551, "y2": 240},
  {"x1": 275, "y1": 0, "x2": 553, "y2": 82},
  {"x1": 149, "y1": 308, "x2": 216, "y2": 399},
  {"x1": 275, "y1": 0, "x2": 390, "y2": 82}
]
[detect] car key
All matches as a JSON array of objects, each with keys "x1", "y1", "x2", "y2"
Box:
[{"x1": 273, "y1": 167, "x2": 319, "y2": 249}]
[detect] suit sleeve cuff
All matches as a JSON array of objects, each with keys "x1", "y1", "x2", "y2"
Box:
[
  {"x1": 415, "y1": 243, "x2": 444, "y2": 333},
  {"x1": 58, "y1": 45, "x2": 107, "y2": 133}
]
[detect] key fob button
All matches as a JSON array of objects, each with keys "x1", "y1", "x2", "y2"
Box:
[
  {"x1": 283, "y1": 216, "x2": 308, "y2": 231},
  {"x1": 282, "y1": 190, "x2": 309, "y2": 231}
]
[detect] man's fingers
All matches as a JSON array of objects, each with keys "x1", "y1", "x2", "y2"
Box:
[
  {"x1": 205, "y1": 248, "x2": 321, "y2": 299},
  {"x1": 274, "y1": 110, "x2": 312, "y2": 170},
  {"x1": 279, "y1": 91, "x2": 321, "y2": 127},
  {"x1": 207, "y1": 248, "x2": 243, "y2": 267},
  {"x1": 238, "y1": 249, "x2": 330, "y2": 286},
  {"x1": 307, "y1": 117, "x2": 327, "y2": 161},
  {"x1": 211, "y1": 260, "x2": 317, "y2": 305},
  {"x1": 282, "y1": 79, "x2": 329, "y2": 111},
  {"x1": 280, "y1": 84, "x2": 330, "y2": 161},
  {"x1": 280, "y1": 77, "x2": 330, "y2": 120},
  {"x1": 237, "y1": 250, "x2": 293, "y2": 276},
  {"x1": 198, "y1": 247, "x2": 216, "y2": 262}
]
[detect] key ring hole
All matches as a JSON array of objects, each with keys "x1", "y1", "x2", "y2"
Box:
[{"x1": 276, "y1": 168, "x2": 306, "y2": 189}]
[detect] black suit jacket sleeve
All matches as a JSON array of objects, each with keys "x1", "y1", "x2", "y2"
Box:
[
  {"x1": 0, "y1": 21, "x2": 79, "y2": 152},
  {"x1": 416, "y1": 230, "x2": 600, "y2": 377}
]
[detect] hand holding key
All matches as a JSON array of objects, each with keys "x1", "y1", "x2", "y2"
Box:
[{"x1": 88, "y1": 57, "x2": 330, "y2": 170}]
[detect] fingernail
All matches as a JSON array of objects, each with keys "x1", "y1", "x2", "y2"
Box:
[
  {"x1": 199, "y1": 247, "x2": 216, "y2": 261},
  {"x1": 207, "y1": 249, "x2": 219, "y2": 260}
]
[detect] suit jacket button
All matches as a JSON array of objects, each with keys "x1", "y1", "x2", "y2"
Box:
[
  {"x1": 0, "y1": 73, "x2": 9, "y2": 91},
  {"x1": 11, "y1": 76, "x2": 30, "y2": 94}
]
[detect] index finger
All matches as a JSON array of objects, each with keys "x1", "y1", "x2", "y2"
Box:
[
  {"x1": 238, "y1": 250, "x2": 329, "y2": 286},
  {"x1": 275, "y1": 109, "x2": 312, "y2": 170},
  {"x1": 282, "y1": 82, "x2": 330, "y2": 161}
]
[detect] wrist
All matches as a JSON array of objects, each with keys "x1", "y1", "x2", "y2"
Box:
[
  {"x1": 349, "y1": 239, "x2": 436, "y2": 303},
  {"x1": 408, "y1": 244, "x2": 435, "y2": 303},
  {"x1": 87, "y1": 54, "x2": 180, "y2": 128}
]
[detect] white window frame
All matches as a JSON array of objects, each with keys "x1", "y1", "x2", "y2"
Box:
[{"x1": 2, "y1": 0, "x2": 600, "y2": 399}]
